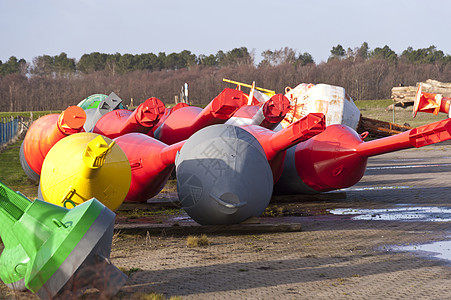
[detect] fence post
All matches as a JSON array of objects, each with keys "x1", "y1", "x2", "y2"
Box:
[
  {"x1": 7, "y1": 117, "x2": 10, "y2": 142},
  {"x1": 0, "y1": 119, "x2": 3, "y2": 145},
  {"x1": 2, "y1": 118, "x2": 5, "y2": 145}
]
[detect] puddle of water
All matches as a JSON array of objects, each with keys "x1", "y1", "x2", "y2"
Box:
[
  {"x1": 384, "y1": 159, "x2": 426, "y2": 162},
  {"x1": 367, "y1": 163, "x2": 451, "y2": 170},
  {"x1": 329, "y1": 206, "x2": 451, "y2": 222},
  {"x1": 331, "y1": 204, "x2": 451, "y2": 263},
  {"x1": 339, "y1": 186, "x2": 410, "y2": 192},
  {"x1": 394, "y1": 240, "x2": 451, "y2": 263},
  {"x1": 170, "y1": 216, "x2": 192, "y2": 221}
]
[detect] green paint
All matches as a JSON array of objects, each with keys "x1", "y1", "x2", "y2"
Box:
[{"x1": 0, "y1": 180, "x2": 103, "y2": 293}]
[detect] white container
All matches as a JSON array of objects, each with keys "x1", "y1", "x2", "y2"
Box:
[{"x1": 281, "y1": 83, "x2": 361, "y2": 130}]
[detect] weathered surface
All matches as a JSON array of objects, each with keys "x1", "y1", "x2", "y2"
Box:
[
  {"x1": 391, "y1": 86, "x2": 417, "y2": 106},
  {"x1": 357, "y1": 116, "x2": 412, "y2": 137}
]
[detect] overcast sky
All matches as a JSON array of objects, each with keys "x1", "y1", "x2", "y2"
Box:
[{"x1": 1, "y1": 0, "x2": 451, "y2": 64}]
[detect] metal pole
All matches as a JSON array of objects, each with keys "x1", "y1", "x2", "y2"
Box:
[{"x1": 392, "y1": 102, "x2": 395, "y2": 124}]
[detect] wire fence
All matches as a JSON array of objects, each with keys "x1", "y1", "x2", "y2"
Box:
[{"x1": 0, "y1": 117, "x2": 21, "y2": 148}]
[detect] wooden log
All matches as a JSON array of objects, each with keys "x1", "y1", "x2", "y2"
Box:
[
  {"x1": 358, "y1": 116, "x2": 412, "y2": 137},
  {"x1": 117, "y1": 201, "x2": 181, "y2": 212},
  {"x1": 391, "y1": 86, "x2": 417, "y2": 104},
  {"x1": 425, "y1": 79, "x2": 451, "y2": 89},
  {"x1": 114, "y1": 220, "x2": 303, "y2": 235},
  {"x1": 391, "y1": 80, "x2": 451, "y2": 105}
]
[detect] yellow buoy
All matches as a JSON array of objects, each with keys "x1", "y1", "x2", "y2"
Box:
[{"x1": 40, "y1": 133, "x2": 131, "y2": 211}]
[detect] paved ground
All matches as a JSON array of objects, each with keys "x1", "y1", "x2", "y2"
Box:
[{"x1": 2, "y1": 142, "x2": 451, "y2": 299}]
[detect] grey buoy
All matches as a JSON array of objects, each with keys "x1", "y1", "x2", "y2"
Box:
[
  {"x1": 19, "y1": 140, "x2": 40, "y2": 183},
  {"x1": 175, "y1": 124, "x2": 273, "y2": 225},
  {"x1": 83, "y1": 92, "x2": 123, "y2": 132}
]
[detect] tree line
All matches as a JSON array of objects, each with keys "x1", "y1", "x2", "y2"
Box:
[
  {"x1": 1, "y1": 43, "x2": 451, "y2": 112},
  {"x1": 0, "y1": 47, "x2": 255, "y2": 76}
]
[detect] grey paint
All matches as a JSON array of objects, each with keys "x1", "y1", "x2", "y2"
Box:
[
  {"x1": 36, "y1": 206, "x2": 127, "y2": 299},
  {"x1": 83, "y1": 92, "x2": 123, "y2": 132},
  {"x1": 153, "y1": 122, "x2": 163, "y2": 140},
  {"x1": 273, "y1": 146, "x2": 318, "y2": 195},
  {"x1": 225, "y1": 105, "x2": 265, "y2": 127},
  {"x1": 175, "y1": 124, "x2": 273, "y2": 225},
  {"x1": 5, "y1": 278, "x2": 25, "y2": 291},
  {"x1": 19, "y1": 141, "x2": 40, "y2": 183}
]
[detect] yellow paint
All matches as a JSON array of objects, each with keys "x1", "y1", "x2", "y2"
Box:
[
  {"x1": 223, "y1": 78, "x2": 275, "y2": 97},
  {"x1": 40, "y1": 133, "x2": 131, "y2": 211}
]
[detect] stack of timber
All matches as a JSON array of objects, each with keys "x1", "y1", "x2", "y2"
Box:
[
  {"x1": 391, "y1": 79, "x2": 451, "y2": 108},
  {"x1": 391, "y1": 85, "x2": 417, "y2": 107},
  {"x1": 421, "y1": 79, "x2": 451, "y2": 96}
]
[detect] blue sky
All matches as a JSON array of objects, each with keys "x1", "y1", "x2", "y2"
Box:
[{"x1": 1, "y1": 0, "x2": 451, "y2": 64}]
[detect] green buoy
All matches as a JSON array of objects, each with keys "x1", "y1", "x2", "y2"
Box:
[{"x1": 0, "y1": 181, "x2": 126, "y2": 299}]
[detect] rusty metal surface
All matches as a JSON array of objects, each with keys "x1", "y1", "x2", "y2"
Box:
[{"x1": 358, "y1": 116, "x2": 412, "y2": 137}]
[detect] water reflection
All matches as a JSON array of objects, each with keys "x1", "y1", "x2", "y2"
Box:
[
  {"x1": 339, "y1": 186, "x2": 410, "y2": 192},
  {"x1": 396, "y1": 240, "x2": 451, "y2": 263},
  {"x1": 330, "y1": 206, "x2": 451, "y2": 263},
  {"x1": 367, "y1": 163, "x2": 451, "y2": 170},
  {"x1": 329, "y1": 206, "x2": 451, "y2": 222}
]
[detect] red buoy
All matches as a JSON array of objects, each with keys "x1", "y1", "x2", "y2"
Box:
[
  {"x1": 153, "y1": 88, "x2": 247, "y2": 144},
  {"x1": 413, "y1": 83, "x2": 451, "y2": 118},
  {"x1": 93, "y1": 97, "x2": 165, "y2": 139},
  {"x1": 275, "y1": 119, "x2": 451, "y2": 194},
  {"x1": 241, "y1": 113, "x2": 325, "y2": 182},
  {"x1": 21, "y1": 106, "x2": 86, "y2": 176},
  {"x1": 226, "y1": 94, "x2": 291, "y2": 129},
  {"x1": 114, "y1": 133, "x2": 184, "y2": 202}
]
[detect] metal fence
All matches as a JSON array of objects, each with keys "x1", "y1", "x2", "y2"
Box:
[{"x1": 0, "y1": 117, "x2": 20, "y2": 147}]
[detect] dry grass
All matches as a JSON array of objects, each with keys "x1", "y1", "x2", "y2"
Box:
[
  {"x1": 186, "y1": 234, "x2": 210, "y2": 247},
  {"x1": 118, "y1": 267, "x2": 142, "y2": 277},
  {"x1": 132, "y1": 292, "x2": 182, "y2": 300}
]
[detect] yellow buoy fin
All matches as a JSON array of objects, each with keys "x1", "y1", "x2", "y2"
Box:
[{"x1": 83, "y1": 136, "x2": 115, "y2": 169}]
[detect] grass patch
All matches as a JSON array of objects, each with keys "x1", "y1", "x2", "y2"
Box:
[
  {"x1": 186, "y1": 234, "x2": 210, "y2": 247},
  {"x1": 118, "y1": 267, "x2": 142, "y2": 276},
  {"x1": 354, "y1": 99, "x2": 393, "y2": 109},
  {"x1": 160, "y1": 179, "x2": 177, "y2": 193},
  {"x1": 0, "y1": 111, "x2": 61, "y2": 119},
  {"x1": 355, "y1": 99, "x2": 448, "y2": 128},
  {"x1": 262, "y1": 205, "x2": 285, "y2": 217},
  {"x1": 0, "y1": 138, "x2": 38, "y2": 199}
]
